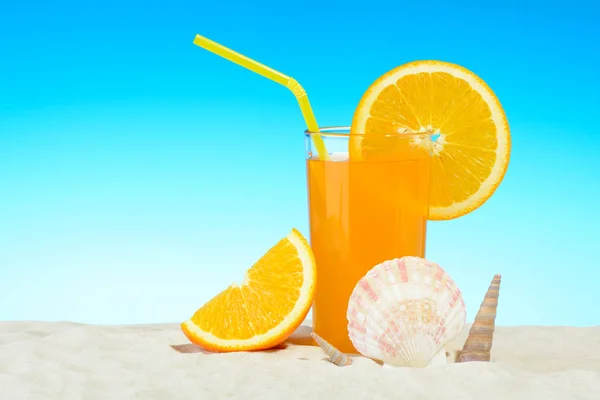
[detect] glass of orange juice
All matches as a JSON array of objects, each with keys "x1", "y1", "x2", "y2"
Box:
[{"x1": 306, "y1": 126, "x2": 433, "y2": 353}]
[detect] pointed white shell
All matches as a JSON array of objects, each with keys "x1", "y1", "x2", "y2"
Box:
[{"x1": 346, "y1": 256, "x2": 466, "y2": 367}]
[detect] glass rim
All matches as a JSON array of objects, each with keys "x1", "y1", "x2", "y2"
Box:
[{"x1": 304, "y1": 126, "x2": 435, "y2": 138}]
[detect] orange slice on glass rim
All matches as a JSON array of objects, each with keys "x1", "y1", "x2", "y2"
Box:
[
  {"x1": 350, "y1": 60, "x2": 511, "y2": 220},
  {"x1": 181, "y1": 228, "x2": 316, "y2": 352}
]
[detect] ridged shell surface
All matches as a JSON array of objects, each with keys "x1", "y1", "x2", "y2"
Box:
[{"x1": 347, "y1": 256, "x2": 466, "y2": 367}]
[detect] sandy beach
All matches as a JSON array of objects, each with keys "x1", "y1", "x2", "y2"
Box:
[{"x1": 1, "y1": 320, "x2": 599, "y2": 399}]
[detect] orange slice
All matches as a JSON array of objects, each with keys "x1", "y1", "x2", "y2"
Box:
[
  {"x1": 181, "y1": 228, "x2": 317, "y2": 352},
  {"x1": 351, "y1": 60, "x2": 511, "y2": 220}
]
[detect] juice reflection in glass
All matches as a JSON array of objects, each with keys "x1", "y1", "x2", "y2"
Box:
[{"x1": 306, "y1": 127, "x2": 432, "y2": 353}]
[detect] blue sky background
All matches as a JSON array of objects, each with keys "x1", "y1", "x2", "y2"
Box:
[{"x1": 1, "y1": 0, "x2": 598, "y2": 327}]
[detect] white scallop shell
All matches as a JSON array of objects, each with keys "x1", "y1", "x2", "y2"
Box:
[{"x1": 346, "y1": 256, "x2": 466, "y2": 368}]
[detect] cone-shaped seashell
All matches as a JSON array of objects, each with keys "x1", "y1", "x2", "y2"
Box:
[
  {"x1": 456, "y1": 274, "x2": 501, "y2": 363},
  {"x1": 347, "y1": 256, "x2": 466, "y2": 368},
  {"x1": 311, "y1": 333, "x2": 352, "y2": 366}
]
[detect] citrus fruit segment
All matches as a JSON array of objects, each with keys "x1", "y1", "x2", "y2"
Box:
[
  {"x1": 351, "y1": 60, "x2": 511, "y2": 220},
  {"x1": 181, "y1": 228, "x2": 317, "y2": 352}
]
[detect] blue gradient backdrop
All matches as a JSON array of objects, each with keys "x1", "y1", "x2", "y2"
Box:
[{"x1": 1, "y1": 0, "x2": 598, "y2": 326}]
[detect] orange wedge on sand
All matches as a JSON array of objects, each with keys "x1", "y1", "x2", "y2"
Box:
[
  {"x1": 351, "y1": 60, "x2": 511, "y2": 220},
  {"x1": 181, "y1": 229, "x2": 317, "y2": 352}
]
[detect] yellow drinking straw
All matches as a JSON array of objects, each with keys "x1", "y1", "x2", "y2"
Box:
[{"x1": 193, "y1": 34, "x2": 329, "y2": 161}]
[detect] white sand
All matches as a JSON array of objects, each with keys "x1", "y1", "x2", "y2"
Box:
[{"x1": 1, "y1": 321, "x2": 599, "y2": 399}]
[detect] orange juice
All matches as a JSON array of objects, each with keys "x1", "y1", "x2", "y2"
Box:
[{"x1": 306, "y1": 131, "x2": 431, "y2": 353}]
